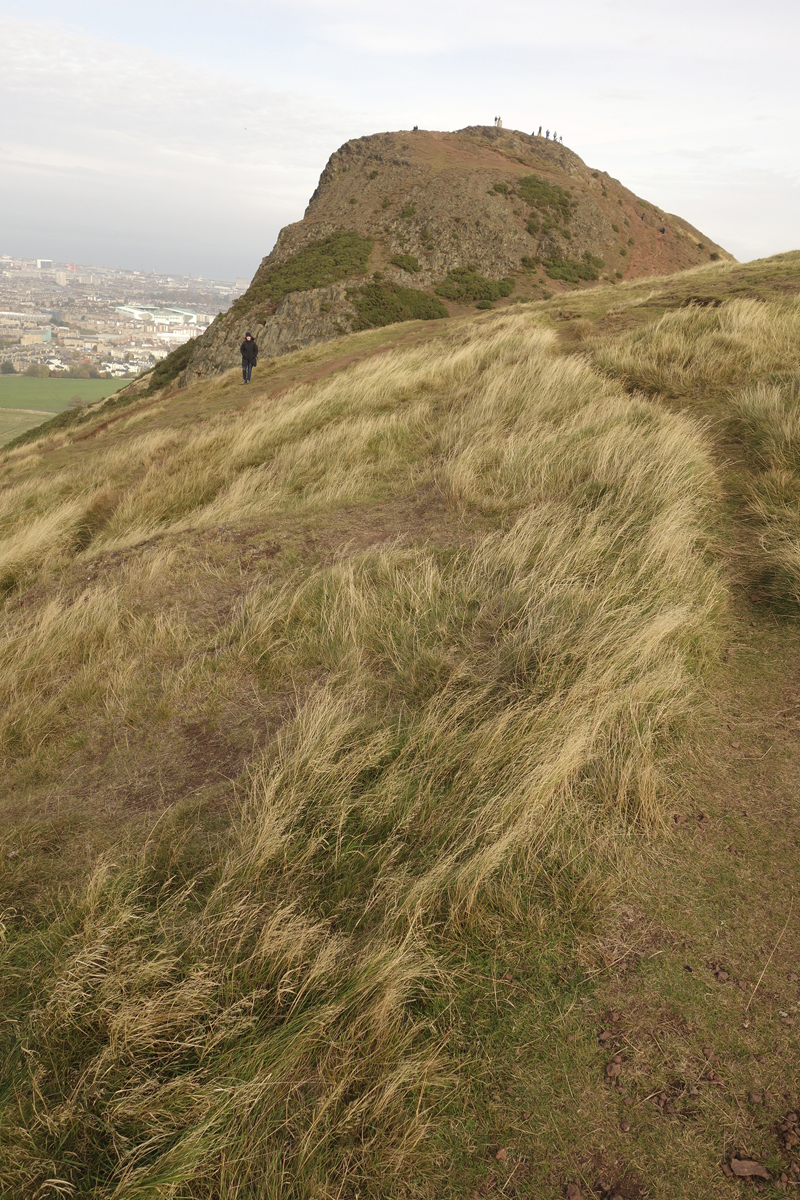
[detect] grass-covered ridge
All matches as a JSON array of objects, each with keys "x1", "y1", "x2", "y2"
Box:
[
  {"x1": 232, "y1": 231, "x2": 375, "y2": 317},
  {"x1": 0, "y1": 311, "x2": 724, "y2": 1197}
]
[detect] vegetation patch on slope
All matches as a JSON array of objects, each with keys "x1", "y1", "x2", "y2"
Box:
[
  {"x1": 435, "y1": 267, "x2": 514, "y2": 303},
  {"x1": 347, "y1": 278, "x2": 447, "y2": 328},
  {"x1": 389, "y1": 253, "x2": 421, "y2": 273},
  {"x1": 516, "y1": 173, "x2": 577, "y2": 224},
  {"x1": 0, "y1": 313, "x2": 722, "y2": 1198},
  {"x1": 544, "y1": 251, "x2": 605, "y2": 283},
  {"x1": 231, "y1": 231, "x2": 375, "y2": 317},
  {"x1": 594, "y1": 291, "x2": 800, "y2": 608}
]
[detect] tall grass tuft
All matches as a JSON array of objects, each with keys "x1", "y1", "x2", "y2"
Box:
[{"x1": 594, "y1": 295, "x2": 800, "y2": 605}]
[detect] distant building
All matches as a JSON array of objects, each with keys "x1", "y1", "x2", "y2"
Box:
[
  {"x1": 36, "y1": 259, "x2": 54, "y2": 270},
  {"x1": 55, "y1": 272, "x2": 67, "y2": 286}
]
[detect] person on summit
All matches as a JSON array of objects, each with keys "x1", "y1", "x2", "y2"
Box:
[{"x1": 240, "y1": 331, "x2": 258, "y2": 383}]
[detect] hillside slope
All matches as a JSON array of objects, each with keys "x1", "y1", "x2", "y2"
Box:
[
  {"x1": 2, "y1": 253, "x2": 800, "y2": 1199},
  {"x1": 181, "y1": 125, "x2": 731, "y2": 384}
]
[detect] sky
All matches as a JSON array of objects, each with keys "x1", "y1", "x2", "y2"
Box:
[{"x1": 1, "y1": 1, "x2": 798, "y2": 281}]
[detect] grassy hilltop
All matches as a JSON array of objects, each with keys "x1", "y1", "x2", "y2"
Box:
[{"x1": 2, "y1": 253, "x2": 800, "y2": 1198}]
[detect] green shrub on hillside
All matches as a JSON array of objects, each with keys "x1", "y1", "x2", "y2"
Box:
[
  {"x1": 347, "y1": 280, "x2": 448, "y2": 329},
  {"x1": 492, "y1": 181, "x2": 510, "y2": 196},
  {"x1": 401, "y1": 204, "x2": 416, "y2": 219},
  {"x1": 544, "y1": 252, "x2": 605, "y2": 284},
  {"x1": 435, "y1": 268, "x2": 514, "y2": 303},
  {"x1": 390, "y1": 254, "x2": 421, "y2": 273},
  {"x1": 516, "y1": 174, "x2": 576, "y2": 224},
  {"x1": 231, "y1": 232, "x2": 375, "y2": 317},
  {"x1": 476, "y1": 299, "x2": 493, "y2": 309}
]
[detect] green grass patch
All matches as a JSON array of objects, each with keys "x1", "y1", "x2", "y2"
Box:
[
  {"x1": 544, "y1": 252, "x2": 605, "y2": 284},
  {"x1": 516, "y1": 173, "x2": 576, "y2": 224},
  {"x1": 231, "y1": 231, "x2": 375, "y2": 317},
  {"x1": 0, "y1": 377, "x2": 124, "y2": 412},
  {"x1": 435, "y1": 268, "x2": 514, "y2": 303},
  {"x1": 390, "y1": 254, "x2": 421, "y2": 274},
  {"x1": 347, "y1": 280, "x2": 448, "y2": 329}
]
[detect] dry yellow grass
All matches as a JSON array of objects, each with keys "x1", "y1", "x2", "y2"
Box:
[
  {"x1": 0, "y1": 312, "x2": 724, "y2": 1197},
  {"x1": 594, "y1": 293, "x2": 800, "y2": 607}
]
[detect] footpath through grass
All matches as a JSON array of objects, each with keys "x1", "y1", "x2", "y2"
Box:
[{"x1": 1, "y1": 252, "x2": 800, "y2": 1198}]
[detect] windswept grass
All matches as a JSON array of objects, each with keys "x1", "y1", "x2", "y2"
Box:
[
  {"x1": 594, "y1": 294, "x2": 800, "y2": 606},
  {"x1": 0, "y1": 314, "x2": 723, "y2": 1197}
]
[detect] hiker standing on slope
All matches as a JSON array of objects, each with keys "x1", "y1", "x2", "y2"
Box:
[{"x1": 240, "y1": 331, "x2": 258, "y2": 384}]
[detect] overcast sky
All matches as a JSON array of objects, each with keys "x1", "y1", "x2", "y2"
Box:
[{"x1": 1, "y1": 1, "x2": 798, "y2": 280}]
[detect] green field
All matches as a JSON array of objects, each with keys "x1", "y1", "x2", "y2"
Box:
[{"x1": 0, "y1": 377, "x2": 125, "y2": 446}]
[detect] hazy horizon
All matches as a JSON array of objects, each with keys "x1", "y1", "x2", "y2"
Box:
[{"x1": 2, "y1": 1, "x2": 798, "y2": 281}]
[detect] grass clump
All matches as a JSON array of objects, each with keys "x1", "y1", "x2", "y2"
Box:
[
  {"x1": 544, "y1": 252, "x2": 605, "y2": 284},
  {"x1": 594, "y1": 292, "x2": 800, "y2": 607},
  {"x1": 347, "y1": 280, "x2": 447, "y2": 328},
  {"x1": 390, "y1": 253, "x2": 421, "y2": 273},
  {"x1": 231, "y1": 231, "x2": 374, "y2": 316},
  {"x1": 728, "y1": 376, "x2": 800, "y2": 606},
  {"x1": 516, "y1": 173, "x2": 576, "y2": 224},
  {"x1": 435, "y1": 268, "x2": 513, "y2": 303},
  {"x1": 0, "y1": 312, "x2": 723, "y2": 1197}
]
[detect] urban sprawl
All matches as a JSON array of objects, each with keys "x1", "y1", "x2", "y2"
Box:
[{"x1": 0, "y1": 256, "x2": 247, "y2": 378}]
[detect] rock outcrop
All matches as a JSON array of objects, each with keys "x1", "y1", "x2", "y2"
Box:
[{"x1": 181, "y1": 125, "x2": 733, "y2": 384}]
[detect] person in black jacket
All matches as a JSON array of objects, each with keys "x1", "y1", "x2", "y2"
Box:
[{"x1": 240, "y1": 332, "x2": 258, "y2": 383}]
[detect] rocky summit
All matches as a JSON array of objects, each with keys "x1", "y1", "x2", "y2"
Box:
[{"x1": 180, "y1": 125, "x2": 732, "y2": 384}]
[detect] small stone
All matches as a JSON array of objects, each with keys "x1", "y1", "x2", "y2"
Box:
[
  {"x1": 748, "y1": 1091, "x2": 763, "y2": 1104},
  {"x1": 620, "y1": 1117, "x2": 630, "y2": 1132},
  {"x1": 721, "y1": 1163, "x2": 734, "y2": 1178},
  {"x1": 566, "y1": 1184, "x2": 582, "y2": 1200},
  {"x1": 522, "y1": 1111, "x2": 531, "y2": 1120},
  {"x1": 495, "y1": 1147, "x2": 508, "y2": 1162},
  {"x1": 623, "y1": 1095, "x2": 634, "y2": 1106},
  {"x1": 598, "y1": 1029, "x2": 611, "y2": 1042},
  {"x1": 730, "y1": 1157, "x2": 770, "y2": 1179}
]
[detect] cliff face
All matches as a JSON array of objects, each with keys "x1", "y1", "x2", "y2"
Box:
[{"x1": 183, "y1": 125, "x2": 733, "y2": 383}]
